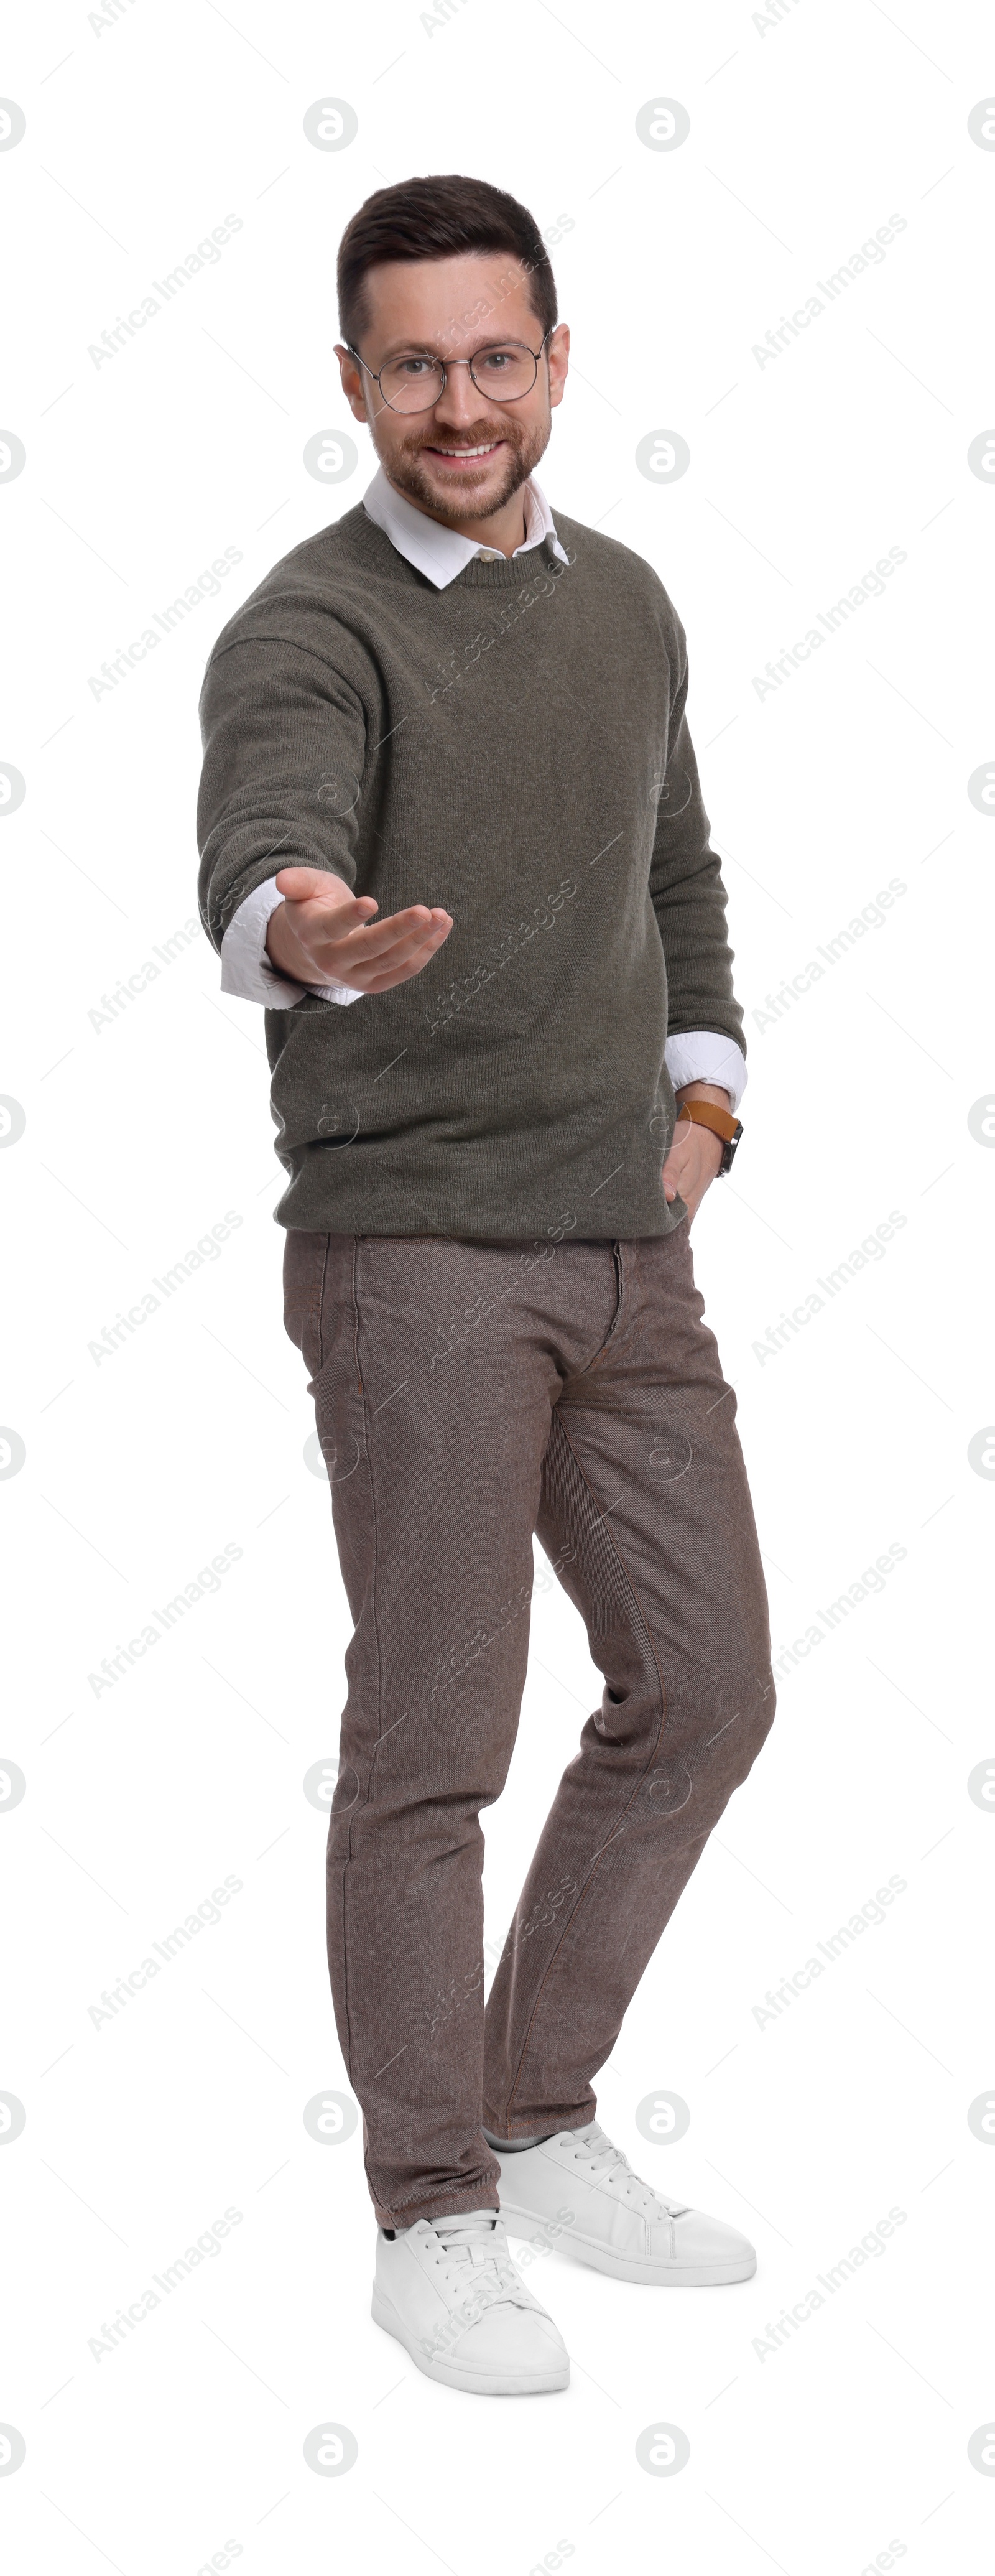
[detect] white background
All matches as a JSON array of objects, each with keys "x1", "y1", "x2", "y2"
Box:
[{"x1": 2, "y1": 2, "x2": 993, "y2": 2570}]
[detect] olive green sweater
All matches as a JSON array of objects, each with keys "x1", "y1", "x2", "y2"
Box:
[{"x1": 197, "y1": 503, "x2": 744, "y2": 1239}]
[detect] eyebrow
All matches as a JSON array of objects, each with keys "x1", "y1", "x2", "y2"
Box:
[{"x1": 372, "y1": 332, "x2": 527, "y2": 363}]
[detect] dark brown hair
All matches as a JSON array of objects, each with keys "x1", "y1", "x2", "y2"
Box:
[{"x1": 336, "y1": 174, "x2": 558, "y2": 351}]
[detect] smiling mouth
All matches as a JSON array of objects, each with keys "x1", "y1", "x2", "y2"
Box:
[{"x1": 422, "y1": 439, "x2": 506, "y2": 463}]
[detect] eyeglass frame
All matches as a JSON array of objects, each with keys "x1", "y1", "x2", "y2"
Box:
[{"x1": 345, "y1": 328, "x2": 552, "y2": 415}]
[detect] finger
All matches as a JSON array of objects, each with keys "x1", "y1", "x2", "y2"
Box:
[
  {"x1": 336, "y1": 927, "x2": 454, "y2": 990},
  {"x1": 335, "y1": 903, "x2": 446, "y2": 946},
  {"x1": 312, "y1": 912, "x2": 451, "y2": 975},
  {"x1": 662, "y1": 1145, "x2": 694, "y2": 1199},
  {"x1": 342, "y1": 923, "x2": 455, "y2": 990},
  {"x1": 274, "y1": 865, "x2": 328, "y2": 893},
  {"x1": 303, "y1": 902, "x2": 448, "y2": 959},
  {"x1": 274, "y1": 864, "x2": 374, "y2": 904},
  {"x1": 278, "y1": 883, "x2": 382, "y2": 942}
]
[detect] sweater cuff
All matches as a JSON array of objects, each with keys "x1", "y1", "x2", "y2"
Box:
[
  {"x1": 218, "y1": 876, "x2": 366, "y2": 1008},
  {"x1": 665, "y1": 1031, "x2": 747, "y2": 1112}
]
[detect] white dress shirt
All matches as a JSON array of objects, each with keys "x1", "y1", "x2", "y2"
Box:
[{"x1": 218, "y1": 466, "x2": 747, "y2": 1111}]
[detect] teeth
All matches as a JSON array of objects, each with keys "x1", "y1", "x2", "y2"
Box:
[{"x1": 433, "y1": 442, "x2": 498, "y2": 457}]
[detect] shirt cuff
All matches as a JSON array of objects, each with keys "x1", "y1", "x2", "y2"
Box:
[
  {"x1": 218, "y1": 876, "x2": 366, "y2": 1008},
  {"x1": 665, "y1": 1031, "x2": 747, "y2": 1113}
]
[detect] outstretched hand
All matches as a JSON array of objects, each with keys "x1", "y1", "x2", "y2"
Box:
[{"x1": 266, "y1": 865, "x2": 453, "y2": 994}]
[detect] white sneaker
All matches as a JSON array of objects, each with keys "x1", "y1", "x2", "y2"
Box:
[
  {"x1": 492, "y1": 2121, "x2": 756, "y2": 2286},
  {"x1": 371, "y1": 2208, "x2": 570, "y2": 2395}
]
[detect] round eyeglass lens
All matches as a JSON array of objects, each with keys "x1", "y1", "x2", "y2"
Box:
[{"x1": 379, "y1": 345, "x2": 539, "y2": 411}]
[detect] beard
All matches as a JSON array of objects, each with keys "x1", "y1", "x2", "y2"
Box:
[{"x1": 378, "y1": 409, "x2": 550, "y2": 523}]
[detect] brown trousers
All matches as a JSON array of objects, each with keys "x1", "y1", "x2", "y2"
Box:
[{"x1": 283, "y1": 1224, "x2": 775, "y2": 2230}]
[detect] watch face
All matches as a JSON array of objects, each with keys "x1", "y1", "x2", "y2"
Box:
[{"x1": 720, "y1": 1123, "x2": 743, "y2": 1174}]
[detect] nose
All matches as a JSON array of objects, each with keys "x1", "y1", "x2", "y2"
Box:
[{"x1": 428, "y1": 361, "x2": 504, "y2": 430}]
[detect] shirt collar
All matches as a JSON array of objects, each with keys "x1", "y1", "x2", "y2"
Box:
[{"x1": 361, "y1": 461, "x2": 568, "y2": 590}]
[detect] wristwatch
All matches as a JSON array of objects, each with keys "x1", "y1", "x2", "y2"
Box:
[{"x1": 675, "y1": 1096, "x2": 743, "y2": 1175}]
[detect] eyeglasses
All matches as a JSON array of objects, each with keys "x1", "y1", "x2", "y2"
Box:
[{"x1": 347, "y1": 333, "x2": 550, "y2": 415}]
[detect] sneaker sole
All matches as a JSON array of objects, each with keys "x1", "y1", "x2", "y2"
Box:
[
  {"x1": 498, "y1": 2206, "x2": 756, "y2": 2287},
  {"x1": 371, "y1": 2287, "x2": 570, "y2": 2394}
]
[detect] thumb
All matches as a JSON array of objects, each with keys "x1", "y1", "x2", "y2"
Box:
[{"x1": 274, "y1": 865, "x2": 377, "y2": 914}]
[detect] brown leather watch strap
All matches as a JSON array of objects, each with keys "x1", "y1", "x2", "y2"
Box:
[{"x1": 675, "y1": 1097, "x2": 739, "y2": 1145}]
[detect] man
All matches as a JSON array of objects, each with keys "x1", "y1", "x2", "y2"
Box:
[{"x1": 197, "y1": 174, "x2": 776, "y2": 2399}]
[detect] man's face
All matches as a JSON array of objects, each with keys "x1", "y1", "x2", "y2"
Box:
[{"x1": 336, "y1": 253, "x2": 569, "y2": 524}]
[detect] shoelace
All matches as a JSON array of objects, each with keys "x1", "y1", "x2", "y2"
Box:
[
  {"x1": 563, "y1": 2121, "x2": 690, "y2": 2221},
  {"x1": 427, "y1": 2211, "x2": 535, "y2": 2310}
]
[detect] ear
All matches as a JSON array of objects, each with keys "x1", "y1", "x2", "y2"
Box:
[
  {"x1": 548, "y1": 323, "x2": 570, "y2": 410},
  {"x1": 335, "y1": 343, "x2": 369, "y2": 425}
]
